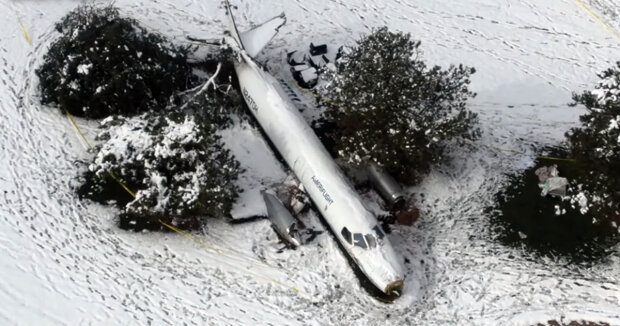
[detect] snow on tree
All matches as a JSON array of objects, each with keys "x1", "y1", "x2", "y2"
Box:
[
  {"x1": 36, "y1": 5, "x2": 190, "y2": 118},
  {"x1": 566, "y1": 61, "x2": 620, "y2": 228},
  {"x1": 34, "y1": 5, "x2": 244, "y2": 231},
  {"x1": 78, "y1": 106, "x2": 241, "y2": 231},
  {"x1": 318, "y1": 27, "x2": 480, "y2": 184}
]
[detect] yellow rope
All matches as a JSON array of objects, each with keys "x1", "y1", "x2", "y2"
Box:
[
  {"x1": 158, "y1": 219, "x2": 222, "y2": 253},
  {"x1": 107, "y1": 171, "x2": 137, "y2": 197},
  {"x1": 159, "y1": 218, "x2": 298, "y2": 293},
  {"x1": 473, "y1": 141, "x2": 575, "y2": 162},
  {"x1": 17, "y1": 18, "x2": 32, "y2": 45},
  {"x1": 66, "y1": 111, "x2": 140, "y2": 195},
  {"x1": 573, "y1": 0, "x2": 620, "y2": 41},
  {"x1": 159, "y1": 219, "x2": 298, "y2": 293},
  {"x1": 537, "y1": 155, "x2": 576, "y2": 162},
  {"x1": 65, "y1": 111, "x2": 93, "y2": 147}
]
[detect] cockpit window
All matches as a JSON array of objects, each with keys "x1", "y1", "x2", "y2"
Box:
[
  {"x1": 341, "y1": 227, "x2": 352, "y2": 244},
  {"x1": 372, "y1": 225, "x2": 385, "y2": 239},
  {"x1": 353, "y1": 233, "x2": 367, "y2": 249},
  {"x1": 365, "y1": 234, "x2": 377, "y2": 248},
  {"x1": 342, "y1": 227, "x2": 380, "y2": 250}
]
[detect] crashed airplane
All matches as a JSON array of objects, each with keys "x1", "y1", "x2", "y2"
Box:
[{"x1": 214, "y1": 0, "x2": 405, "y2": 296}]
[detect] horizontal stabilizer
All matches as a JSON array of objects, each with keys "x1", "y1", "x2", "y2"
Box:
[{"x1": 240, "y1": 13, "x2": 286, "y2": 57}]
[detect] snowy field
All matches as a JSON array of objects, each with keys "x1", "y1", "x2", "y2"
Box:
[{"x1": 1, "y1": 0, "x2": 619, "y2": 325}]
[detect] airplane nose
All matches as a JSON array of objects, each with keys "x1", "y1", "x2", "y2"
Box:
[{"x1": 385, "y1": 279, "x2": 404, "y2": 296}]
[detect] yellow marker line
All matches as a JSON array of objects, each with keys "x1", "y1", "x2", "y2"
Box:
[
  {"x1": 159, "y1": 219, "x2": 222, "y2": 253},
  {"x1": 573, "y1": 0, "x2": 620, "y2": 41},
  {"x1": 537, "y1": 155, "x2": 576, "y2": 162},
  {"x1": 65, "y1": 111, "x2": 93, "y2": 148},
  {"x1": 108, "y1": 171, "x2": 136, "y2": 197},
  {"x1": 66, "y1": 111, "x2": 137, "y2": 196},
  {"x1": 160, "y1": 219, "x2": 300, "y2": 293},
  {"x1": 17, "y1": 18, "x2": 32, "y2": 45}
]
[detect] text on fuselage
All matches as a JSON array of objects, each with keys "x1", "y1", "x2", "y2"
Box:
[
  {"x1": 311, "y1": 175, "x2": 334, "y2": 206},
  {"x1": 242, "y1": 87, "x2": 258, "y2": 112}
]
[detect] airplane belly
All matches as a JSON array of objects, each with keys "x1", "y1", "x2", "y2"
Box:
[{"x1": 234, "y1": 61, "x2": 404, "y2": 293}]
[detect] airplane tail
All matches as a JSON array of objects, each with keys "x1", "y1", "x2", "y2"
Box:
[{"x1": 223, "y1": 0, "x2": 286, "y2": 57}]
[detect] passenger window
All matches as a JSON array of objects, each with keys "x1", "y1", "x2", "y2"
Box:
[
  {"x1": 341, "y1": 227, "x2": 352, "y2": 244},
  {"x1": 353, "y1": 233, "x2": 368, "y2": 249},
  {"x1": 372, "y1": 225, "x2": 385, "y2": 239},
  {"x1": 365, "y1": 234, "x2": 377, "y2": 248}
]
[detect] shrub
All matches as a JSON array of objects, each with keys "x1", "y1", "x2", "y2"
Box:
[
  {"x1": 78, "y1": 105, "x2": 241, "y2": 231},
  {"x1": 566, "y1": 62, "x2": 620, "y2": 227},
  {"x1": 319, "y1": 27, "x2": 480, "y2": 184},
  {"x1": 492, "y1": 156, "x2": 617, "y2": 261},
  {"x1": 36, "y1": 5, "x2": 191, "y2": 119}
]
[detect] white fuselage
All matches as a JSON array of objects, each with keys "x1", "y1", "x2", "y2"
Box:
[{"x1": 232, "y1": 49, "x2": 404, "y2": 293}]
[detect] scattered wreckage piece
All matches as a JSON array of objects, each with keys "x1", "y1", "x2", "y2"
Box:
[
  {"x1": 286, "y1": 50, "x2": 307, "y2": 66},
  {"x1": 286, "y1": 42, "x2": 329, "y2": 89},
  {"x1": 336, "y1": 45, "x2": 352, "y2": 61},
  {"x1": 535, "y1": 165, "x2": 569, "y2": 198},
  {"x1": 309, "y1": 42, "x2": 328, "y2": 56},
  {"x1": 297, "y1": 67, "x2": 318, "y2": 88},
  {"x1": 309, "y1": 54, "x2": 329, "y2": 69},
  {"x1": 289, "y1": 64, "x2": 318, "y2": 88},
  {"x1": 262, "y1": 190, "x2": 302, "y2": 247}
]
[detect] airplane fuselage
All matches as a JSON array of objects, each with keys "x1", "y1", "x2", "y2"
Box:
[{"x1": 232, "y1": 49, "x2": 404, "y2": 294}]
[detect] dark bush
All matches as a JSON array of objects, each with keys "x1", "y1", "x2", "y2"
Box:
[
  {"x1": 566, "y1": 62, "x2": 620, "y2": 227},
  {"x1": 319, "y1": 27, "x2": 480, "y2": 184},
  {"x1": 36, "y1": 5, "x2": 191, "y2": 119},
  {"x1": 492, "y1": 156, "x2": 617, "y2": 261}
]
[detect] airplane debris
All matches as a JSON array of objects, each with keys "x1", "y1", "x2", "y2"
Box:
[
  {"x1": 262, "y1": 190, "x2": 302, "y2": 247},
  {"x1": 309, "y1": 54, "x2": 329, "y2": 69},
  {"x1": 287, "y1": 50, "x2": 308, "y2": 66},
  {"x1": 535, "y1": 165, "x2": 568, "y2": 198},
  {"x1": 309, "y1": 42, "x2": 328, "y2": 56}
]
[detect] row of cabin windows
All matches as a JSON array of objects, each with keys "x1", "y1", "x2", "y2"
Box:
[{"x1": 340, "y1": 226, "x2": 384, "y2": 250}]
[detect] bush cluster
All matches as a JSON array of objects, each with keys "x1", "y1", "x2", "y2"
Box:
[
  {"x1": 36, "y1": 5, "x2": 191, "y2": 118},
  {"x1": 38, "y1": 5, "x2": 242, "y2": 231},
  {"x1": 78, "y1": 108, "x2": 241, "y2": 231},
  {"x1": 319, "y1": 27, "x2": 480, "y2": 184}
]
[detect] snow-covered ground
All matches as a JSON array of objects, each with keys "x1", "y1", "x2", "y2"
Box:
[{"x1": 1, "y1": 0, "x2": 619, "y2": 325}]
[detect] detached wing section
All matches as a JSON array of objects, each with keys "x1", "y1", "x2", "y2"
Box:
[{"x1": 239, "y1": 13, "x2": 286, "y2": 57}]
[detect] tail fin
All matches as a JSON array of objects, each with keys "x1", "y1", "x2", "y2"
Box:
[
  {"x1": 223, "y1": 0, "x2": 244, "y2": 48},
  {"x1": 224, "y1": 0, "x2": 286, "y2": 57}
]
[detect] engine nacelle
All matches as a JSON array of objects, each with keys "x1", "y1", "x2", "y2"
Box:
[{"x1": 367, "y1": 164, "x2": 405, "y2": 209}]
